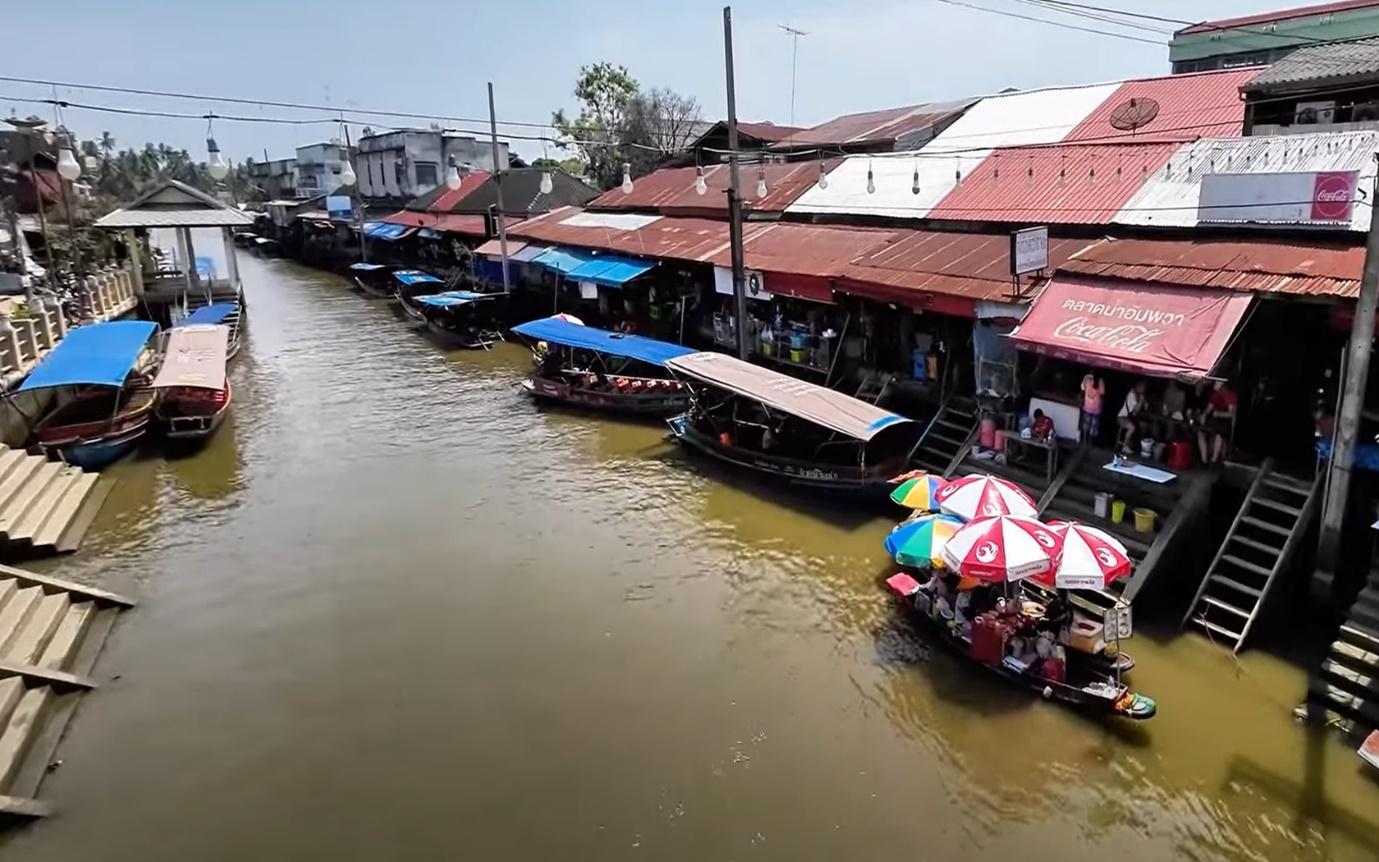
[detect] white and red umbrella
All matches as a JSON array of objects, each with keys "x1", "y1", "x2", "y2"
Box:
[
  {"x1": 934, "y1": 474, "x2": 1038, "y2": 521},
  {"x1": 940, "y1": 515, "x2": 1060, "y2": 583},
  {"x1": 1033, "y1": 522, "x2": 1132, "y2": 590},
  {"x1": 551, "y1": 313, "x2": 584, "y2": 325}
]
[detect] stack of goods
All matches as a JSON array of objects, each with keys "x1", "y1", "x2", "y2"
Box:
[{"x1": 970, "y1": 612, "x2": 1012, "y2": 665}]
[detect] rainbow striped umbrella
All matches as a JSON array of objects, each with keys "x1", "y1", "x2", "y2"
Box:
[
  {"x1": 884, "y1": 513, "x2": 966, "y2": 569},
  {"x1": 889, "y1": 473, "x2": 949, "y2": 511}
]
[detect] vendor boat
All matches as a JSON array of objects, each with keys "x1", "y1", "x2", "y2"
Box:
[
  {"x1": 393, "y1": 270, "x2": 447, "y2": 330},
  {"x1": 884, "y1": 572, "x2": 1156, "y2": 721},
  {"x1": 181, "y1": 301, "x2": 244, "y2": 362},
  {"x1": 349, "y1": 262, "x2": 396, "y2": 298},
  {"x1": 23, "y1": 320, "x2": 162, "y2": 469},
  {"x1": 511, "y1": 316, "x2": 694, "y2": 417},
  {"x1": 411, "y1": 290, "x2": 504, "y2": 349},
  {"x1": 152, "y1": 324, "x2": 232, "y2": 443},
  {"x1": 665, "y1": 352, "x2": 920, "y2": 498}
]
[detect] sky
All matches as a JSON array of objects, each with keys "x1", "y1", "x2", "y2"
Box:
[{"x1": 3, "y1": 0, "x2": 1288, "y2": 165}]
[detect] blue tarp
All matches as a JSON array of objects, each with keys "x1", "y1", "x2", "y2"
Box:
[
  {"x1": 363, "y1": 222, "x2": 412, "y2": 240},
  {"x1": 183, "y1": 303, "x2": 238, "y2": 326},
  {"x1": 18, "y1": 321, "x2": 158, "y2": 392},
  {"x1": 394, "y1": 270, "x2": 443, "y2": 286},
  {"x1": 415, "y1": 291, "x2": 492, "y2": 308},
  {"x1": 511, "y1": 317, "x2": 694, "y2": 367},
  {"x1": 1317, "y1": 438, "x2": 1379, "y2": 473},
  {"x1": 194, "y1": 256, "x2": 217, "y2": 278},
  {"x1": 531, "y1": 247, "x2": 594, "y2": 274},
  {"x1": 350, "y1": 262, "x2": 388, "y2": 272},
  {"x1": 566, "y1": 256, "x2": 654, "y2": 287}
]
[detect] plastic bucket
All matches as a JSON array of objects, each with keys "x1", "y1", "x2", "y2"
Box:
[
  {"x1": 1093, "y1": 492, "x2": 1110, "y2": 519},
  {"x1": 790, "y1": 348, "x2": 806, "y2": 363},
  {"x1": 1111, "y1": 499, "x2": 1127, "y2": 523},
  {"x1": 762, "y1": 342, "x2": 775, "y2": 357},
  {"x1": 1139, "y1": 438, "x2": 1155, "y2": 458},
  {"x1": 1134, "y1": 507, "x2": 1156, "y2": 533}
]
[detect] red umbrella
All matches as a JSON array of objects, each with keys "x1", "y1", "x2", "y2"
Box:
[
  {"x1": 940, "y1": 515, "x2": 1061, "y2": 583},
  {"x1": 1032, "y1": 522, "x2": 1132, "y2": 590},
  {"x1": 934, "y1": 474, "x2": 1038, "y2": 521}
]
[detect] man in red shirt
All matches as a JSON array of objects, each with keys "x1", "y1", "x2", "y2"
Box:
[{"x1": 1198, "y1": 380, "x2": 1237, "y2": 465}]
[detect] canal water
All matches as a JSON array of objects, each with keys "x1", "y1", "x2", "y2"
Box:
[{"x1": 2, "y1": 250, "x2": 1377, "y2": 862}]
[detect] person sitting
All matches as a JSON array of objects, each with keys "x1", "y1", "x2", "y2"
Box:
[
  {"x1": 1030, "y1": 408, "x2": 1054, "y2": 442},
  {"x1": 1162, "y1": 380, "x2": 1187, "y2": 420},
  {"x1": 1198, "y1": 380, "x2": 1237, "y2": 465},
  {"x1": 1117, "y1": 381, "x2": 1147, "y2": 454}
]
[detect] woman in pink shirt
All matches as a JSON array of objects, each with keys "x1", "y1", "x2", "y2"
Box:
[{"x1": 1080, "y1": 374, "x2": 1105, "y2": 444}]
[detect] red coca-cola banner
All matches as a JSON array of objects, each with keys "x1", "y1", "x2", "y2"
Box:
[{"x1": 1012, "y1": 275, "x2": 1253, "y2": 378}]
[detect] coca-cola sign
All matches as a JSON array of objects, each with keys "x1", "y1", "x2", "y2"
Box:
[
  {"x1": 1312, "y1": 171, "x2": 1357, "y2": 221},
  {"x1": 1199, "y1": 170, "x2": 1359, "y2": 225}
]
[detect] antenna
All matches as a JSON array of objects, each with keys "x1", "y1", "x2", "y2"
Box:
[{"x1": 778, "y1": 24, "x2": 808, "y2": 129}]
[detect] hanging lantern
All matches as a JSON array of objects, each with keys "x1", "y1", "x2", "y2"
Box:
[
  {"x1": 816, "y1": 160, "x2": 829, "y2": 190},
  {"x1": 539, "y1": 171, "x2": 554, "y2": 195},
  {"x1": 694, "y1": 165, "x2": 708, "y2": 195},
  {"x1": 911, "y1": 162, "x2": 921, "y2": 195},
  {"x1": 866, "y1": 161, "x2": 875, "y2": 195},
  {"x1": 621, "y1": 162, "x2": 634, "y2": 194},
  {"x1": 56, "y1": 140, "x2": 82, "y2": 182}
]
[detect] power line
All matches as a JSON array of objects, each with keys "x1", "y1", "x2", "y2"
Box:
[
  {"x1": 1011, "y1": 0, "x2": 1364, "y2": 45},
  {"x1": 930, "y1": 0, "x2": 1162, "y2": 44},
  {"x1": 1008, "y1": 0, "x2": 1176, "y2": 35}
]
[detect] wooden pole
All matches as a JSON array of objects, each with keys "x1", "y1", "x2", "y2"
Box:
[
  {"x1": 488, "y1": 82, "x2": 512, "y2": 296},
  {"x1": 724, "y1": 6, "x2": 750, "y2": 361}
]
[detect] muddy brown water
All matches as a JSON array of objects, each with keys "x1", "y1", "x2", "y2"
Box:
[{"x1": 2, "y1": 250, "x2": 1377, "y2": 861}]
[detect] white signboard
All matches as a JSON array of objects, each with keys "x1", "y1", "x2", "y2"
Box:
[
  {"x1": 326, "y1": 195, "x2": 353, "y2": 220},
  {"x1": 1010, "y1": 226, "x2": 1049, "y2": 276},
  {"x1": 578, "y1": 281, "x2": 599, "y2": 300},
  {"x1": 1199, "y1": 170, "x2": 1358, "y2": 224},
  {"x1": 713, "y1": 266, "x2": 772, "y2": 301},
  {"x1": 1103, "y1": 603, "x2": 1133, "y2": 640}
]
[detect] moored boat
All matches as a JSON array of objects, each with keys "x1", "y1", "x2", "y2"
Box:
[
  {"x1": 412, "y1": 290, "x2": 504, "y2": 349},
  {"x1": 393, "y1": 270, "x2": 447, "y2": 330},
  {"x1": 664, "y1": 352, "x2": 921, "y2": 498},
  {"x1": 22, "y1": 320, "x2": 162, "y2": 469},
  {"x1": 511, "y1": 316, "x2": 694, "y2": 417},
  {"x1": 181, "y1": 302, "x2": 244, "y2": 361},
  {"x1": 152, "y1": 324, "x2": 232, "y2": 443},
  {"x1": 349, "y1": 262, "x2": 395, "y2": 297}
]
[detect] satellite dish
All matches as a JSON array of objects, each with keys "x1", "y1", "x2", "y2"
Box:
[{"x1": 1108, "y1": 97, "x2": 1160, "y2": 131}]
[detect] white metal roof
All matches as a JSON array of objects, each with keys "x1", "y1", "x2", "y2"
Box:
[
  {"x1": 94, "y1": 179, "x2": 256, "y2": 229},
  {"x1": 558, "y1": 211, "x2": 662, "y2": 230},
  {"x1": 787, "y1": 82, "x2": 1120, "y2": 220},
  {"x1": 1114, "y1": 130, "x2": 1379, "y2": 232}
]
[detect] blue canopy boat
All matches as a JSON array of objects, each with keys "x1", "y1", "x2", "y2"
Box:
[
  {"x1": 392, "y1": 270, "x2": 447, "y2": 329},
  {"x1": 23, "y1": 321, "x2": 161, "y2": 469},
  {"x1": 409, "y1": 290, "x2": 504, "y2": 349},
  {"x1": 181, "y1": 301, "x2": 243, "y2": 361},
  {"x1": 511, "y1": 316, "x2": 695, "y2": 416},
  {"x1": 348, "y1": 261, "x2": 396, "y2": 297}
]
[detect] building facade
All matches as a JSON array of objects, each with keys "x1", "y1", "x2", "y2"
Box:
[
  {"x1": 248, "y1": 157, "x2": 300, "y2": 200},
  {"x1": 1169, "y1": 0, "x2": 1379, "y2": 73},
  {"x1": 294, "y1": 142, "x2": 353, "y2": 198},
  {"x1": 355, "y1": 130, "x2": 510, "y2": 206}
]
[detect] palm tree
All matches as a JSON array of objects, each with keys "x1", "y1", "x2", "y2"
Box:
[{"x1": 99, "y1": 131, "x2": 115, "y2": 161}]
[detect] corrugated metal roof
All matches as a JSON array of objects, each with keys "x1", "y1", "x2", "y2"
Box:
[
  {"x1": 772, "y1": 99, "x2": 976, "y2": 149},
  {"x1": 403, "y1": 171, "x2": 492, "y2": 212},
  {"x1": 926, "y1": 141, "x2": 1180, "y2": 225},
  {"x1": 1177, "y1": 0, "x2": 1379, "y2": 34},
  {"x1": 1063, "y1": 69, "x2": 1255, "y2": 142},
  {"x1": 508, "y1": 208, "x2": 738, "y2": 262},
  {"x1": 1241, "y1": 36, "x2": 1379, "y2": 92},
  {"x1": 787, "y1": 82, "x2": 1121, "y2": 220},
  {"x1": 380, "y1": 210, "x2": 507, "y2": 236},
  {"x1": 1114, "y1": 130, "x2": 1379, "y2": 231},
  {"x1": 704, "y1": 222, "x2": 896, "y2": 275},
  {"x1": 736, "y1": 121, "x2": 806, "y2": 142},
  {"x1": 95, "y1": 179, "x2": 255, "y2": 228},
  {"x1": 588, "y1": 162, "x2": 836, "y2": 214},
  {"x1": 1058, "y1": 236, "x2": 1363, "y2": 298}
]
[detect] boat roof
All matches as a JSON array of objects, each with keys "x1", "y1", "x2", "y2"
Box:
[
  {"x1": 182, "y1": 303, "x2": 238, "y2": 326},
  {"x1": 18, "y1": 320, "x2": 158, "y2": 392},
  {"x1": 511, "y1": 317, "x2": 694, "y2": 367},
  {"x1": 349, "y1": 262, "x2": 389, "y2": 272},
  {"x1": 414, "y1": 290, "x2": 492, "y2": 308},
  {"x1": 665, "y1": 351, "x2": 914, "y2": 442},
  {"x1": 151, "y1": 324, "x2": 228, "y2": 391},
  {"x1": 394, "y1": 270, "x2": 443, "y2": 286}
]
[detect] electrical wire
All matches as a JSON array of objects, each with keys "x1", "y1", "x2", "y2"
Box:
[
  {"x1": 1008, "y1": 0, "x2": 1176, "y2": 35},
  {"x1": 929, "y1": 0, "x2": 1162, "y2": 44},
  {"x1": 1003, "y1": 0, "x2": 1374, "y2": 45}
]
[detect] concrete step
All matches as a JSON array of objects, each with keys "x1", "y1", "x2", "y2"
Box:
[
  {"x1": 30, "y1": 473, "x2": 98, "y2": 550},
  {"x1": 0, "y1": 582, "x2": 17, "y2": 615},
  {"x1": 2, "y1": 593, "x2": 68, "y2": 666},
  {"x1": 0, "y1": 588, "x2": 43, "y2": 650},
  {"x1": 0, "y1": 458, "x2": 44, "y2": 515},
  {"x1": 35, "y1": 602, "x2": 92, "y2": 673},
  {"x1": 0, "y1": 451, "x2": 28, "y2": 489},
  {"x1": 0, "y1": 679, "x2": 23, "y2": 731},
  {"x1": 0, "y1": 462, "x2": 64, "y2": 537},
  {"x1": 8, "y1": 470, "x2": 83, "y2": 545},
  {"x1": 56, "y1": 477, "x2": 115, "y2": 554},
  {"x1": 0, "y1": 687, "x2": 49, "y2": 790}
]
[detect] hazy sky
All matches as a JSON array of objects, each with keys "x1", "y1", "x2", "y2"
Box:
[{"x1": 4, "y1": 0, "x2": 1279, "y2": 164}]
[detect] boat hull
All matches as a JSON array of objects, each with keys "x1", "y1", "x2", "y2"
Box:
[
  {"x1": 523, "y1": 376, "x2": 692, "y2": 417},
  {"x1": 34, "y1": 389, "x2": 157, "y2": 469},
  {"x1": 157, "y1": 382, "x2": 232, "y2": 442},
  {"x1": 425, "y1": 319, "x2": 499, "y2": 350},
  {"x1": 396, "y1": 294, "x2": 430, "y2": 331}
]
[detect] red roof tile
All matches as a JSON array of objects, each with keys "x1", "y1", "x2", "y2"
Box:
[
  {"x1": 926, "y1": 142, "x2": 1180, "y2": 225},
  {"x1": 1178, "y1": 0, "x2": 1379, "y2": 34},
  {"x1": 588, "y1": 162, "x2": 834, "y2": 214},
  {"x1": 404, "y1": 171, "x2": 492, "y2": 213},
  {"x1": 1058, "y1": 236, "x2": 1363, "y2": 298},
  {"x1": 1063, "y1": 69, "x2": 1256, "y2": 142}
]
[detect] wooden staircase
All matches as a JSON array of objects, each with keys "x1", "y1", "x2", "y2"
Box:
[
  {"x1": 854, "y1": 371, "x2": 894, "y2": 405},
  {"x1": 0, "y1": 445, "x2": 112, "y2": 558},
  {"x1": 0, "y1": 564, "x2": 133, "y2": 824},
  {"x1": 907, "y1": 395, "x2": 979, "y2": 478},
  {"x1": 1309, "y1": 565, "x2": 1379, "y2": 737},
  {"x1": 1181, "y1": 462, "x2": 1321, "y2": 653}
]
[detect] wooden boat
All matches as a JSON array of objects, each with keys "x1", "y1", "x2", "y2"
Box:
[
  {"x1": 411, "y1": 290, "x2": 504, "y2": 349},
  {"x1": 393, "y1": 270, "x2": 447, "y2": 330},
  {"x1": 181, "y1": 302, "x2": 244, "y2": 362},
  {"x1": 22, "y1": 321, "x2": 162, "y2": 469},
  {"x1": 664, "y1": 352, "x2": 920, "y2": 498},
  {"x1": 349, "y1": 262, "x2": 396, "y2": 297},
  {"x1": 152, "y1": 324, "x2": 232, "y2": 442},
  {"x1": 884, "y1": 573, "x2": 1157, "y2": 721},
  {"x1": 511, "y1": 316, "x2": 694, "y2": 417}
]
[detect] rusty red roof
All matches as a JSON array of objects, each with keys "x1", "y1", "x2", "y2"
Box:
[
  {"x1": 736, "y1": 121, "x2": 806, "y2": 142},
  {"x1": 1177, "y1": 0, "x2": 1379, "y2": 34},
  {"x1": 1058, "y1": 236, "x2": 1364, "y2": 298},
  {"x1": 1063, "y1": 69, "x2": 1255, "y2": 142},
  {"x1": 588, "y1": 161, "x2": 836, "y2": 214},
  {"x1": 926, "y1": 141, "x2": 1180, "y2": 225},
  {"x1": 381, "y1": 209, "x2": 518, "y2": 237},
  {"x1": 772, "y1": 99, "x2": 976, "y2": 149}
]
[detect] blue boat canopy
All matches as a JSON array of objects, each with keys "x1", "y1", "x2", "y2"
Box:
[
  {"x1": 566, "y1": 255, "x2": 654, "y2": 288},
  {"x1": 394, "y1": 270, "x2": 443, "y2": 286},
  {"x1": 511, "y1": 317, "x2": 694, "y2": 367},
  {"x1": 182, "y1": 303, "x2": 238, "y2": 326},
  {"x1": 531, "y1": 246, "x2": 594, "y2": 274},
  {"x1": 362, "y1": 222, "x2": 413, "y2": 241},
  {"x1": 349, "y1": 262, "x2": 389, "y2": 272},
  {"x1": 194, "y1": 256, "x2": 217, "y2": 278},
  {"x1": 18, "y1": 321, "x2": 158, "y2": 392},
  {"x1": 414, "y1": 290, "x2": 493, "y2": 308}
]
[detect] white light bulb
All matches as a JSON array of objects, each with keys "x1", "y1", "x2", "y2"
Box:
[
  {"x1": 866, "y1": 162, "x2": 875, "y2": 195},
  {"x1": 539, "y1": 171, "x2": 554, "y2": 195},
  {"x1": 755, "y1": 175, "x2": 768, "y2": 199},
  {"x1": 817, "y1": 164, "x2": 828, "y2": 190},
  {"x1": 1087, "y1": 168, "x2": 1096, "y2": 188},
  {"x1": 694, "y1": 166, "x2": 708, "y2": 195},
  {"x1": 339, "y1": 157, "x2": 356, "y2": 187},
  {"x1": 953, "y1": 168, "x2": 962, "y2": 187},
  {"x1": 911, "y1": 165, "x2": 920, "y2": 195},
  {"x1": 621, "y1": 162, "x2": 634, "y2": 194},
  {"x1": 56, "y1": 144, "x2": 81, "y2": 182},
  {"x1": 445, "y1": 161, "x2": 461, "y2": 190}
]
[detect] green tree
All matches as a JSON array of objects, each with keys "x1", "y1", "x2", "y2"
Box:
[{"x1": 552, "y1": 62, "x2": 640, "y2": 189}]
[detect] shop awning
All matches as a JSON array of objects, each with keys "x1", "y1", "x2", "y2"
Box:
[
  {"x1": 531, "y1": 246, "x2": 594, "y2": 274},
  {"x1": 512, "y1": 317, "x2": 694, "y2": 366},
  {"x1": 566, "y1": 255, "x2": 654, "y2": 287},
  {"x1": 1010, "y1": 274, "x2": 1253, "y2": 379},
  {"x1": 362, "y1": 222, "x2": 415, "y2": 241},
  {"x1": 151, "y1": 324, "x2": 228, "y2": 391},
  {"x1": 665, "y1": 351, "x2": 914, "y2": 442},
  {"x1": 475, "y1": 238, "x2": 527, "y2": 257}
]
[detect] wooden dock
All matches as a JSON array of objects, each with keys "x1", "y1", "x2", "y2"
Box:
[
  {"x1": 0, "y1": 445, "x2": 113, "y2": 558},
  {"x1": 0, "y1": 563, "x2": 134, "y2": 823}
]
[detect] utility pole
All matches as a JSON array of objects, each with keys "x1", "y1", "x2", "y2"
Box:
[
  {"x1": 778, "y1": 24, "x2": 808, "y2": 129},
  {"x1": 724, "y1": 6, "x2": 750, "y2": 361},
  {"x1": 488, "y1": 82, "x2": 512, "y2": 295},
  {"x1": 1316, "y1": 164, "x2": 1379, "y2": 599}
]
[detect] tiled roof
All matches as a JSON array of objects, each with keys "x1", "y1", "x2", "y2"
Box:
[
  {"x1": 94, "y1": 179, "x2": 254, "y2": 228},
  {"x1": 1241, "y1": 36, "x2": 1379, "y2": 91}
]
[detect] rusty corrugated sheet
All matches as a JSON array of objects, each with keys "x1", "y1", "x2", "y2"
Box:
[
  {"x1": 380, "y1": 210, "x2": 509, "y2": 237},
  {"x1": 771, "y1": 99, "x2": 975, "y2": 149},
  {"x1": 1063, "y1": 69, "x2": 1256, "y2": 142},
  {"x1": 1059, "y1": 237, "x2": 1363, "y2": 298},
  {"x1": 588, "y1": 161, "x2": 835, "y2": 214}
]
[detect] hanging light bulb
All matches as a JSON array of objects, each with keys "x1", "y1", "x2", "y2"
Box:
[
  {"x1": 445, "y1": 156, "x2": 462, "y2": 190},
  {"x1": 1141, "y1": 164, "x2": 1149, "y2": 183},
  {"x1": 539, "y1": 170, "x2": 554, "y2": 195},
  {"x1": 1114, "y1": 165, "x2": 1122, "y2": 184},
  {"x1": 56, "y1": 139, "x2": 82, "y2": 182},
  {"x1": 1087, "y1": 167, "x2": 1096, "y2": 188},
  {"x1": 1057, "y1": 166, "x2": 1067, "y2": 187},
  {"x1": 817, "y1": 161, "x2": 829, "y2": 190},
  {"x1": 911, "y1": 162, "x2": 920, "y2": 195},
  {"x1": 755, "y1": 165, "x2": 768, "y2": 199},
  {"x1": 620, "y1": 163, "x2": 634, "y2": 194},
  {"x1": 1025, "y1": 163, "x2": 1034, "y2": 188},
  {"x1": 694, "y1": 165, "x2": 708, "y2": 196},
  {"x1": 1165, "y1": 162, "x2": 1172, "y2": 179},
  {"x1": 338, "y1": 152, "x2": 356, "y2": 187},
  {"x1": 866, "y1": 160, "x2": 875, "y2": 195},
  {"x1": 992, "y1": 167, "x2": 1000, "y2": 183},
  {"x1": 954, "y1": 168, "x2": 962, "y2": 187}
]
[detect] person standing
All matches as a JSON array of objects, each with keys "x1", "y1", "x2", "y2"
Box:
[
  {"x1": 1117, "y1": 380, "x2": 1147, "y2": 454},
  {"x1": 1080, "y1": 373, "x2": 1105, "y2": 445}
]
